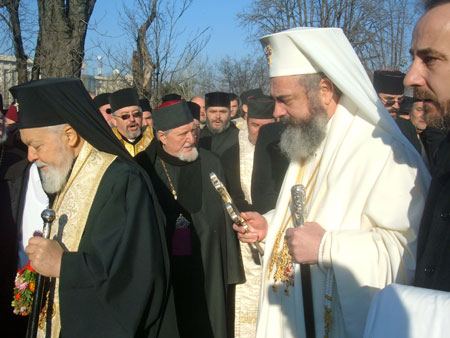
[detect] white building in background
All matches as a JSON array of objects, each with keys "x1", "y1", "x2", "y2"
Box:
[{"x1": 0, "y1": 54, "x2": 132, "y2": 109}]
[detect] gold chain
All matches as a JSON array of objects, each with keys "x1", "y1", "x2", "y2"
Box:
[{"x1": 160, "y1": 158, "x2": 177, "y2": 200}]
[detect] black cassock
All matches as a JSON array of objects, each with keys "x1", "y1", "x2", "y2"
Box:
[
  {"x1": 58, "y1": 158, "x2": 175, "y2": 338},
  {"x1": 137, "y1": 140, "x2": 244, "y2": 338},
  {"x1": 198, "y1": 123, "x2": 239, "y2": 157}
]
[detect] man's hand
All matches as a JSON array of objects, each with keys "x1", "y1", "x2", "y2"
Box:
[
  {"x1": 285, "y1": 222, "x2": 325, "y2": 264},
  {"x1": 25, "y1": 237, "x2": 63, "y2": 277},
  {"x1": 232, "y1": 211, "x2": 268, "y2": 243}
]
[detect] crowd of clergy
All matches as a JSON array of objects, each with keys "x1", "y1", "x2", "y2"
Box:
[{"x1": 0, "y1": 0, "x2": 449, "y2": 337}]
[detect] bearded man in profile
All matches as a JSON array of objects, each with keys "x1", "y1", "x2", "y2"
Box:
[
  {"x1": 10, "y1": 78, "x2": 176, "y2": 338},
  {"x1": 234, "y1": 28, "x2": 430, "y2": 338}
]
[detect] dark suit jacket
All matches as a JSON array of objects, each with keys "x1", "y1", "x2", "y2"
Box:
[{"x1": 415, "y1": 132, "x2": 450, "y2": 291}]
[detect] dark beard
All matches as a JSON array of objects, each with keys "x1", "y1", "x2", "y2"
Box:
[
  {"x1": 414, "y1": 88, "x2": 450, "y2": 130},
  {"x1": 279, "y1": 95, "x2": 328, "y2": 162}
]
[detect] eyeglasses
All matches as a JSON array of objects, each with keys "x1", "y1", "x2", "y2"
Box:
[
  {"x1": 114, "y1": 111, "x2": 142, "y2": 120},
  {"x1": 379, "y1": 96, "x2": 404, "y2": 107}
]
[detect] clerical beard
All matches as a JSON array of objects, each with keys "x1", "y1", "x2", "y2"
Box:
[
  {"x1": 280, "y1": 94, "x2": 328, "y2": 162},
  {"x1": 36, "y1": 142, "x2": 75, "y2": 194},
  {"x1": 206, "y1": 118, "x2": 231, "y2": 134},
  {"x1": 177, "y1": 146, "x2": 199, "y2": 162}
]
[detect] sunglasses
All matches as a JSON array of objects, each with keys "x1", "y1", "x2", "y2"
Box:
[{"x1": 114, "y1": 111, "x2": 142, "y2": 120}]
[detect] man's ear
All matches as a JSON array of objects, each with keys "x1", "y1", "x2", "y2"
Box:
[
  {"x1": 319, "y1": 78, "x2": 334, "y2": 105},
  {"x1": 158, "y1": 130, "x2": 167, "y2": 145},
  {"x1": 111, "y1": 115, "x2": 117, "y2": 127},
  {"x1": 63, "y1": 125, "x2": 81, "y2": 149}
]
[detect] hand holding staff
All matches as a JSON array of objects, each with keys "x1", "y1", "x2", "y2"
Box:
[{"x1": 26, "y1": 209, "x2": 55, "y2": 338}]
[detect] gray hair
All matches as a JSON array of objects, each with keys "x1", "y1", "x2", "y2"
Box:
[{"x1": 299, "y1": 73, "x2": 342, "y2": 97}]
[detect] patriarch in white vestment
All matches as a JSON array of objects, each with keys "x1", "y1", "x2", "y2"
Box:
[{"x1": 234, "y1": 27, "x2": 431, "y2": 338}]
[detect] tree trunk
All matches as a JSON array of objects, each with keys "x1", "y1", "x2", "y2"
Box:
[
  {"x1": 0, "y1": 0, "x2": 28, "y2": 83},
  {"x1": 32, "y1": 0, "x2": 96, "y2": 79}
]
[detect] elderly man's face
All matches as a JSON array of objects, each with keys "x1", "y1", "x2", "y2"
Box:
[
  {"x1": 112, "y1": 105, "x2": 142, "y2": 139},
  {"x1": 404, "y1": 3, "x2": 450, "y2": 124},
  {"x1": 191, "y1": 97, "x2": 206, "y2": 124},
  {"x1": 20, "y1": 126, "x2": 76, "y2": 194},
  {"x1": 206, "y1": 106, "x2": 231, "y2": 133},
  {"x1": 159, "y1": 122, "x2": 198, "y2": 161}
]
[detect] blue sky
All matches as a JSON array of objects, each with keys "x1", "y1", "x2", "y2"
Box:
[{"x1": 84, "y1": 0, "x2": 256, "y2": 75}]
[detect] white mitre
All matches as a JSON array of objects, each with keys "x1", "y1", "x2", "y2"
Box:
[{"x1": 260, "y1": 27, "x2": 414, "y2": 149}]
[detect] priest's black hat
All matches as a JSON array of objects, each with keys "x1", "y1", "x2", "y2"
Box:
[
  {"x1": 109, "y1": 88, "x2": 139, "y2": 113},
  {"x1": 205, "y1": 92, "x2": 230, "y2": 108},
  {"x1": 240, "y1": 88, "x2": 264, "y2": 105},
  {"x1": 9, "y1": 78, "x2": 132, "y2": 160},
  {"x1": 139, "y1": 98, "x2": 152, "y2": 112},
  {"x1": 187, "y1": 101, "x2": 200, "y2": 120},
  {"x1": 153, "y1": 100, "x2": 193, "y2": 131},
  {"x1": 373, "y1": 70, "x2": 405, "y2": 95},
  {"x1": 162, "y1": 93, "x2": 182, "y2": 102},
  {"x1": 247, "y1": 95, "x2": 275, "y2": 119},
  {"x1": 93, "y1": 93, "x2": 111, "y2": 108}
]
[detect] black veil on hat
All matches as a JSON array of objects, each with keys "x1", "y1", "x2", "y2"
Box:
[
  {"x1": 187, "y1": 101, "x2": 200, "y2": 120},
  {"x1": 162, "y1": 93, "x2": 182, "y2": 102},
  {"x1": 373, "y1": 70, "x2": 405, "y2": 95},
  {"x1": 93, "y1": 93, "x2": 111, "y2": 108},
  {"x1": 10, "y1": 78, "x2": 132, "y2": 160}
]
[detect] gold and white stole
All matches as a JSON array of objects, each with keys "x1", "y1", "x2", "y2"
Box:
[{"x1": 37, "y1": 142, "x2": 117, "y2": 338}]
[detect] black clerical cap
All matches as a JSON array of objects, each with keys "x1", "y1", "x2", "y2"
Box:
[
  {"x1": 205, "y1": 92, "x2": 230, "y2": 108},
  {"x1": 240, "y1": 88, "x2": 264, "y2": 105},
  {"x1": 93, "y1": 93, "x2": 110, "y2": 108},
  {"x1": 247, "y1": 95, "x2": 275, "y2": 119},
  {"x1": 139, "y1": 98, "x2": 152, "y2": 112},
  {"x1": 187, "y1": 101, "x2": 200, "y2": 120},
  {"x1": 153, "y1": 100, "x2": 193, "y2": 131},
  {"x1": 373, "y1": 70, "x2": 405, "y2": 95},
  {"x1": 9, "y1": 78, "x2": 133, "y2": 160},
  {"x1": 162, "y1": 93, "x2": 182, "y2": 102},
  {"x1": 109, "y1": 88, "x2": 139, "y2": 113}
]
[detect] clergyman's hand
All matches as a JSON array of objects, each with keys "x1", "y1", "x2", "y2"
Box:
[
  {"x1": 285, "y1": 221, "x2": 325, "y2": 264},
  {"x1": 25, "y1": 237, "x2": 63, "y2": 277},
  {"x1": 232, "y1": 211, "x2": 268, "y2": 243}
]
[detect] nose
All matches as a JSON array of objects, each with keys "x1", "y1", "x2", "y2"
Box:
[
  {"x1": 129, "y1": 113, "x2": 136, "y2": 122},
  {"x1": 27, "y1": 147, "x2": 38, "y2": 162},
  {"x1": 273, "y1": 102, "x2": 287, "y2": 119},
  {"x1": 187, "y1": 130, "x2": 196, "y2": 144},
  {"x1": 404, "y1": 59, "x2": 426, "y2": 88}
]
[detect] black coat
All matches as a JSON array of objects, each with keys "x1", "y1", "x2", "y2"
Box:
[
  {"x1": 251, "y1": 122, "x2": 289, "y2": 214},
  {"x1": 415, "y1": 132, "x2": 450, "y2": 291},
  {"x1": 395, "y1": 118, "x2": 422, "y2": 154},
  {"x1": 198, "y1": 123, "x2": 239, "y2": 157}
]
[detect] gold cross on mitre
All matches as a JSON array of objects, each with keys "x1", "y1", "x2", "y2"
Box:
[{"x1": 264, "y1": 44, "x2": 273, "y2": 67}]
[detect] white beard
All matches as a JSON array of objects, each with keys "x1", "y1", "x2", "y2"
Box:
[
  {"x1": 177, "y1": 147, "x2": 199, "y2": 162},
  {"x1": 36, "y1": 143, "x2": 75, "y2": 194}
]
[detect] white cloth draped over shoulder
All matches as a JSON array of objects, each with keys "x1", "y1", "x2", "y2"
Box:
[{"x1": 256, "y1": 28, "x2": 431, "y2": 338}]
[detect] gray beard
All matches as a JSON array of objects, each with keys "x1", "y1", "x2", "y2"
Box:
[
  {"x1": 280, "y1": 99, "x2": 328, "y2": 163},
  {"x1": 177, "y1": 147, "x2": 199, "y2": 162}
]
